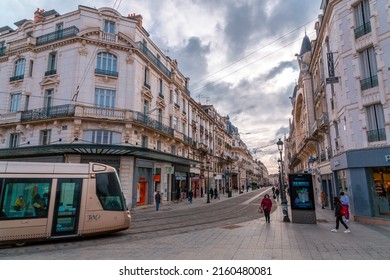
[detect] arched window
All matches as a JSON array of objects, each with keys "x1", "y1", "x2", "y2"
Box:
[{"x1": 96, "y1": 52, "x2": 118, "y2": 77}]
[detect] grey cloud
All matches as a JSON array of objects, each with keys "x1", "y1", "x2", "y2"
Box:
[{"x1": 263, "y1": 60, "x2": 298, "y2": 81}]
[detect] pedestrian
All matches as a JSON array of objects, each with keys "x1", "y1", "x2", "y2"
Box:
[
  {"x1": 272, "y1": 186, "x2": 275, "y2": 195},
  {"x1": 320, "y1": 191, "x2": 327, "y2": 209},
  {"x1": 214, "y1": 187, "x2": 218, "y2": 199},
  {"x1": 188, "y1": 189, "x2": 193, "y2": 203},
  {"x1": 331, "y1": 197, "x2": 350, "y2": 233},
  {"x1": 155, "y1": 191, "x2": 161, "y2": 211},
  {"x1": 259, "y1": 194, "x2": 273, "y2": 223},
  {"x1": 209, "y1": 187, "x2": 214, "y2": 199},
  {"x1": 275, "y1": 188, "x2": 280, "y2": 202},
  {"x1": 339, "y1": 191, "x2": 350, "y2": 222}
]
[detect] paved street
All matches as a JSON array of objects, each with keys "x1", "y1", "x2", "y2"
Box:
[{"x1": 1, "y1": 188, "x2": 389, "y2": 260}]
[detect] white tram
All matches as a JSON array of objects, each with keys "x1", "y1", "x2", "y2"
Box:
[{"x1": 0, "y1": 161, "x2": 131, "y2": 245}]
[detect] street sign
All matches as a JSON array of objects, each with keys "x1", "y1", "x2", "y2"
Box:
[
  {"x1": 326, "y1": 77, "x2": 339, "y2": 84},
  {"x1": 166, "y1": 166, "x2": 174, "y2": 174}
]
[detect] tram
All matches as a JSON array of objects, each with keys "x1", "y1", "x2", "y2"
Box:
[{"x1": 0, "y1": 161, "x2": 131, "y2": 245}]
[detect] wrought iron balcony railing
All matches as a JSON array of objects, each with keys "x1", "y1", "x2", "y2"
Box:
[
  {"x1": 136, "y1": 41, "x2": 171, "y2": 78},
  {"x1": 360, "y1": 75, "x2": 378, "y2": 90},
  {"x1": 132, "y1": 111, "x2": 173, "y2": 136},
  {"x1": 354, "y1": 21, "x2": 371, "y2": 39},
  {"x1": 36, "y1": 26, "x2": 79, "y2": 46},
  {"x1": 21, "y1": 104, "x2": 75, "y2": 121},
  {"x1": 367, "y1": 128, "x2": 386, "y2": 142},
  {"x1": 95, "y1": 68, "x2": 118, "y2": 77}
]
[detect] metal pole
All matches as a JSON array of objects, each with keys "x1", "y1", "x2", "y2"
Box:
[
  {"x1": 207, "y1": 165, "x2": 210, "y2": 203},
  {"x1": 279, "y1": 150, "x2": 290, "y2": 222}
]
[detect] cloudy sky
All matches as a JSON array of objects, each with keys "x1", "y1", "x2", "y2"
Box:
[{"x1": 0, "y1": 0, "x2": 321, "y2": 173}]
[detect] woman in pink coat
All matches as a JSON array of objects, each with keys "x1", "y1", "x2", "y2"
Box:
[{"x1": 260, "y1": 194, "x2": 273, "y2": 223}]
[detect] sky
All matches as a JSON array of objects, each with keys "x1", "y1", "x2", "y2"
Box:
[{"x1": 0, "y1": 0, "x2": 322, "y2": 174}]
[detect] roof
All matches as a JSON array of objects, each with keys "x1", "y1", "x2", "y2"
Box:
[
  {"x1": 0, "y1": 144, "x2": 201, "y2": 166},
  {"x1": 299, "y1": 34, "x2": 311, "y2": 56}
]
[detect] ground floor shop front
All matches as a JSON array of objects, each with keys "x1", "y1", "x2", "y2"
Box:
[{"x1": 331, "y1": 147, "x2": 390, "y2": 224}]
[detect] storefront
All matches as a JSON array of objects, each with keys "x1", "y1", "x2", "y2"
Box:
[
  {"x1": 172, "y1": 164, "x2": 190, "y2": 201},
  {"x1": 190, "y1": 167, "x2": 200, "y2": 198},
  {"x1": 331, "y1": 147, "x2": 390, "y2": 221}
]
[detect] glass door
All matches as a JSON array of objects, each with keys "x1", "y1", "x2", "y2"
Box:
[{"x1": 52, "y1": 178, "x2": 82, "y2": 236}]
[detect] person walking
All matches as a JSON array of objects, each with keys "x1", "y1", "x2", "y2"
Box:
[
  {"x1": 275, "y1": 188, "x2": 280, "y2": 202},
  {"x1": 320, "y1": 191, "x2": 327, "y2": 209},
  {"x1": 209, "y1": 187, "x2": 214, "y2": 200},
  {"x1": 155, "y1": 191, "x2": 161, "y2": 211},
  {"x1": 214, "y1": 187, "x2": 218, "y2": 199},
  {"x1": 259, "y1": 194, "x2": 273, "y2": 223},
  {"x1": 188, "y1": 189, "x2": 193, "y2": 203},
  {"x1": 339, "y1": 191, "x2": 350, "y2": 222},
  {"x1": 331, "y1": 197, "x2": 350, "y2": 233}
]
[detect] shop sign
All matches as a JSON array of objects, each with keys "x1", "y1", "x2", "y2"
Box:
[
  {"x1": 166, "y1": 166, "x2": 174, "y2": 174},
  {"x1": 385, "y1": 155, "x2": 390, "y2": 162}
]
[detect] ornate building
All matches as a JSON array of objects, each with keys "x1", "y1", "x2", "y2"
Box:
[{"x1": 0, "y1": 6, "x2": 265, "y2": 208}]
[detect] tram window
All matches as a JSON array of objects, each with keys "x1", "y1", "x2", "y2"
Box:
[
  {"x1": 96, "y1": 172, "x2": 125, "y2": 211},
  {"x1": 0, "y1": 178, "x2": 51, "y2": 219}
]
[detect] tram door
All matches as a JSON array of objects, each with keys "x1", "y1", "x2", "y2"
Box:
[{"x1": 51, "y1": 178, "x2": 82, "y2": 236}]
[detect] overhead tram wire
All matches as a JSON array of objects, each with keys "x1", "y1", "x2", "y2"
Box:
[
  {"x1": 190, "y1": 30, "x2": 316, "y2": 97},
  {"x1": 73, "y1": 0, "x2": 123, "y2": 102},
  {"x1": 190, "y1": 17, "x2": 318, "y2": 89}
]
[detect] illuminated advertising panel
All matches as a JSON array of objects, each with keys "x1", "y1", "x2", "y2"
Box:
[{"x1": 288, "y1": 173, "x2": 315, "y2": 211}]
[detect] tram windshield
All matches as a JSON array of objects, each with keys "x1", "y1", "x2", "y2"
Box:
[{"x1": 96, "y1": 172, "x2": 126, "y2": 211}]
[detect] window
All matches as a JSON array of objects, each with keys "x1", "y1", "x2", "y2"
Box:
[
  {"x1": 9, "y1": 133, "x2": 19, "y2": 148},
  {"x1": 96, "y1": 172, "x2": 126, "y2": 211},
  {"x1": 158, "y1": 109, "x2": 163, "y2": 123},
  {"x1": 44, "y1": 89, "x2": 53, "y2": 108},
  {"x1": 174, "y1": 91, "x2": 179, "y2": 105},
  {"x1": 40, "y1": 130, "x2": 51, "y2": 145},
  {"x1": 96, "y1": 52, "x2": 118, "y2": 77},
  {"x1": 156, "y1": 140, "x2": 162, "y2": 151},
  {"x1": 159, "y1": 78, "x2": 163, "y2": 96},
  {"x1": 95, "y1": 88, "x2": 115, "y2": 108},
  {"x1": 144, "y1": 67, "x2": 150, "y2": 88},
  {"x1": 360, "y1": 47, "x2": 378, "y2": 90},
  {"x1": 173, "y1": 116, "x2": 179, "y2": 130},
  {"x1": 45, "y1": 52, "x2": 57, "y2": 76},
  {"x1": 141, "y1": 135, "x2": 148, "y2": 148},
  {"x1": 182, "y1": 100, "x2": 186, "y2": 113},
  {"x1": 143, "y1": 100, "x2": 150, "y2": 115},
  {"x1": 354, "y1": 0, "x2": 371, "y2": 38},
  {"x1": 0, "y1": 178, "x2": 51, "y2": 219},
  {"x1": 171, "y1": 145, "x2": 176, "y2": 155},
  {"x1": 24, "y1": 95, "x2": 30, "y2": 111},
  {"x1": 104, "y1": 20, "x2": 115, "y2": 34},
  {"x1": 366, "y1": 104, "x2": 386, "y2": 142},
  {"x1": 55, "y1": 23, "x2": 63, "y2": 40},
  {"x1": 84, "y1": 130, "x2": 121, "y2": 144},
  {"x1": 11, "y1": 58, "x2": 25, "y2": 81},
  {"x1": 29, "y1": 60, "x2": 34, "y2": 77},
  {"x1": 9, "y1": 92, "x2": 21, "y2": 112}
]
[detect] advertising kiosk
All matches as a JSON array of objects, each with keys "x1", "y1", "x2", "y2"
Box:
[{"x1": 288, "y1": 173, "x2": 317, "y2": 224}]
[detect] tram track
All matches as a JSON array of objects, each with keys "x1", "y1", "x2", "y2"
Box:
[{"x1": 0, "y1": 189, "x2": 275, "y2": 258}]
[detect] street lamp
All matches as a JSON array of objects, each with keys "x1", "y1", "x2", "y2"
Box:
[
  {"x1": 206, "y1": 161, "x2": 211, "y2": 203},
  {"x1": 276, "y1": 138, "x2": 290, "y2": 222}
]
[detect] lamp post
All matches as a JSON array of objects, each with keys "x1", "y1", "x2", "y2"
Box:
[
  {"x1": 277, "y1": 138, "x2": 290, "y2": 222},
  {"x1": 206, "y1": 161, "x2": 211, "y2": 203}
]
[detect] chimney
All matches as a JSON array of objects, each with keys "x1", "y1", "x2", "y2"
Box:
[{"x1": 34, "y1": 8, "x2": 45, "y2": 23}]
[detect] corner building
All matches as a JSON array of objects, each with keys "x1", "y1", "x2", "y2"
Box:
[
  {"x1": 287, "y1": 0, "x2": 390, "y2": 224},
  {"x1": 0, "y1": 6, "x2": 265, "y2": 209}
]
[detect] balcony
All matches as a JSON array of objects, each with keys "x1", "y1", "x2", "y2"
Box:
[
  {"x1": 21, "y1": 104, "x2": 75, "y2": 122},
  {"x1": 198, "y1": 143, "x2": 208, "y2": 152},
  {"x1": 0, "y1": 112, "x2": 21, "y2": 125},
  {"x1": 132, "y1": 111, "x2": 173, "y2": 136},
  {"x1": 9, "y1": 75, "x2": 24, "y2": 82},
  {"x1": 79, "y1": 106, "x2": 125, "y2": 120},
  {"x1": 100, "y1": 32, "x2": 117, "y2": 43},
  {"x1": 367, "y1": 128, "x2": 386, "y2": 142},
  {"x1": 136, "y1": 41, "x2": 171, "y2": 78},
  {"x1": 8, "y1": 37, "x2": 36, "y2": 52},
  {"x1": 36, "y1": 26, "x2": 79, "y2": 46},
  {"x1": 95, "y1": 68, "x2": 118, "y2": 77},
  {"x1": 360, "y1": 75, "x2": 378, "y2": 90},
  {"x1": 354, "y1": 21, "x2": 371, "y2": 39},
  {"x1": 45, "y1": 69, "x2": 57, "y2": 76}
]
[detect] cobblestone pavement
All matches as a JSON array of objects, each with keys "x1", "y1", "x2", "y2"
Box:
[{"x1": 1, "y1": 188, "x2": 389, "y2": 260}]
